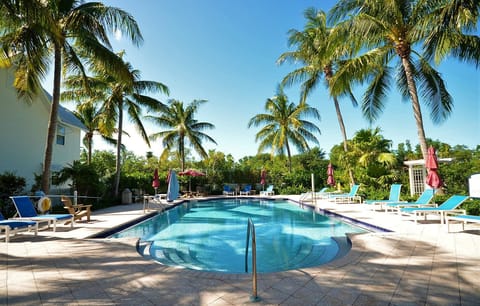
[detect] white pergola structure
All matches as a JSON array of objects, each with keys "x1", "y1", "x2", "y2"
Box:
[
  {"x1": 469, "y1": 174, "x2": 480, "y2": 199},
  {"x1": 403, "y1": 158, "x2": 453, "y2": 196}
]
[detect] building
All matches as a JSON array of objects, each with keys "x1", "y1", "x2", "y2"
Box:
[{"x1": 0, "y1": 68, "x2": 86, "y2": 192}]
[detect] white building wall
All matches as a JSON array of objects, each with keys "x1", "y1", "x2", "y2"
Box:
[{"x1": 0, "y1": 68, "x2": 83, "y2": 190}]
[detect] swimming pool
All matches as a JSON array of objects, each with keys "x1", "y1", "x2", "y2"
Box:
[{"x1": 112, "y1": 198, "x2": 368, "y2": 273}]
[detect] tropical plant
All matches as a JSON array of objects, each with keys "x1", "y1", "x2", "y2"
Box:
[
  {"x1": 278, "y1": 7, "x2": 357, "y2": 183},
  {"x1": 329, "y1": 0, "x2": 479, "y2": 161},
  {"x1": 0, "y1": 0, "x2": 144, "y2": 193},
  {"x1": 67, "y1": 103, "x2": 119, "y2": 164},
  {"x1": 57, "y1": 160, "x2": 103, "y2": 196},
  {"x1": 147, "y1": 99, "x2": 217, "y2": 172},
  {"x1": 63, "y1": 55, "x2": 169, "y2": 196},
  {"x1": 248, "y1": 86, "x2": 321, "y2": 172}
]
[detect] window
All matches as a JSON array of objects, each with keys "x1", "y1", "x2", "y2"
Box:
[{"x1": 56, "y1": 125, "x2": 65, "y2": 145}]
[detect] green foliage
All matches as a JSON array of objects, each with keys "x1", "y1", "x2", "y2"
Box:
[
  {"x1": 463, "y1": 200, "x2": 480, "y2": 216},
  {"x1": 58, "y1": 160, "x2": 104, "y2": 197},
  {"x1": 0, "y1": 172, "x2": 26, "y2": 217}
]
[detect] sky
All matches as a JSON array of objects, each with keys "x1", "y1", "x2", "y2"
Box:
[{"x1": 44, "y1": 0, "x2": 480, "y2": 161}]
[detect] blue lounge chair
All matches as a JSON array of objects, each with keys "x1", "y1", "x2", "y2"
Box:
[
  {"x1": 385, "y1": 189, "x2": 435, "y2": 213},
  {"x1": 400, "y1": 195, "x2": 469, "y2": 224},
  {"x1": 0, "y1": 212, "x2": 38, "y2": 242},
  {"x1": 446, "y1": 214, "x2": 480, "y2": 232},
  {"x1": 260, "y1": 185, "x2": 274, "y2": 196},
  {"x1": 328, "y1": 184, "x2": 361, "y2": 203},
  {"x1": 364, "y1": 184, "x2": 403, "y2": 210},
  {"x1": 10, "y1": 196, "x2": 74, "y2": 231},
  {"x1": 239, "y1": 185, "x2": 252, "y2": 195},
  {"x1": 223, "y1": 185, "x2": 235, "y2": 196}
]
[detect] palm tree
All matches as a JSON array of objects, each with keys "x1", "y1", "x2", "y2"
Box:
[
  {"x1": 350, "y1": 128, "x2": 397, "y2": 188},
  {"x1": 147, "y1": 99, "x2": 217, "y2": 172},
  {"x1": 248, "y1": 87, "x2": 321, "y2": 172},
  {"x1": 277, "y1": 8, "x2": 357, "y2": 184},
  {"x1": 423, "y1": 0, "x2": 480, "y2": 66},
  {"x1": 329, "y1": 0, "x2": 479, "y2": 160},
  {"x1": 0, "y1": 0, "x2": 143, "y2": 193},
  {"x1": 68, "y1": 103, "x2": 118, "y2": 165},
  {"x1": 63, "y1": 57, "x2": 169, "y2": 196}
]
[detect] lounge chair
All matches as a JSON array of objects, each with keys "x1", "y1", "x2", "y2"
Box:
[
  {"x1": 223, "y1": 185, "x2": 235, "y2": 196},
  {"x1": 239, "y1": 185, "x2": 252, "y2": 195},
  {"x1": 61, "y1": 196, "x2": 92, "y2": 224},
  {"x1": 384, "y1": 189, "x2": 435, "y2": 213},
  {"x1": 328, "y1": 184, "x2": 361, "y2": 203},
  {"x1": 10, "y1": 196, "x2": 73, "y2": 231},
  {"x1": 0, "y1": 212, "x2": 38, "y2": 242},
  {"x1": 300, "y1": 187, "x2": 329, "y2": 202},
  {"x1": 446, "y1": 214, "x2": 480, "y2": 232},
  {"x1": 400, "y1": 195, "x2": 469, "y2": 224},
  {"x1": 364, "y1": 184, "x2": 403, "y2": 210},
  {"x1": 260, "y1": 185, "x2": 274, "y2": 196}
]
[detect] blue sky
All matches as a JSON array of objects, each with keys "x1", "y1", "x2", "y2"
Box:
[{"x1": 46, "y1": 0, "x2": 479, "y2": 160}]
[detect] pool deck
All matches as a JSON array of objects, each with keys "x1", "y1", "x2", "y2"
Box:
[{"x1": 1, "y1": 195, "x2": 479, "y2": 305}]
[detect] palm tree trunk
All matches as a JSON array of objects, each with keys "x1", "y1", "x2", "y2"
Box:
[
  {"x1": 180, "y1": 134, "x2": 185, "y2": 171},
  {"x1": 114, "y1": 101, "x2": 123, "y2": 197},
  {"x1": 285, "y1": 139, "x2": 292, "y2": 172},
  {"x1": 401, "y1": 57, "x2": 428, "y2": 160},
  {"x1": 86, "y1": 132, "x2": 93, "y2": 165},
  {"x1": 333, "y1": 97, "x2": 355, "y2": 185},
  {"x1": 41, "y1": 45, "x2": 62, "y2": 194}
]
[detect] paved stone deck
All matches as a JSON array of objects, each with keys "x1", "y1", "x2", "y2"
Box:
[{"x1": 1, "y1": 196, "x2": 479, "y2": 305}]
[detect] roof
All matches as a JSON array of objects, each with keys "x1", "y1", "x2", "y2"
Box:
[
  {"x1": 43, "y1": 90, "x2": 86, "y2": 131},
  {"x1": 403, "y1": 158, "x2": 453, "y2": 167}
]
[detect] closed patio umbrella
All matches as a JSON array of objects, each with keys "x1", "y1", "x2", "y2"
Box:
[
  {"x1": 327, "y1": 163, "x2": 335, "y2": 187},
  {"x1": 167, "y1": 170, "x2": 179, "y2": 202},
  {"x1": 426, "y1": 146, "x2": 442, "y2": 189},
  {"x1": 152, "y1": 169, "x2": 160, "y2": 195},
  {"x1": 260, "y1": 169, "x2": 267, "y2": 191}
]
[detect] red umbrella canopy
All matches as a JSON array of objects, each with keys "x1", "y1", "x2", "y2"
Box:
[
  {"x1": 327, "y1": 163, "x2": 335, "y2": 186},
  {"x1": 152, "y1": 168, "x2": 160, "y2": 188},
  {"x1": 260, "y1": 169, "x2": 267, "y2": 185},
  {"x1": 425, "y1": 146, "x2": 442, "y2": 188},
  {"x1": 178, "y1": 169, "x2": 205, "y2": 177}
]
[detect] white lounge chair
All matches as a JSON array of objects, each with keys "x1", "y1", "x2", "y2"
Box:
[{"x1": 260, "y1": 185, "x2": 274, "y2": 196}]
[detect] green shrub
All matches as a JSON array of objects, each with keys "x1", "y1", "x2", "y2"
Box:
[
  {"x1": 0, "y1": 172, "x2": 26, "y2": 217},
  {"x1": 463, "y1": 199, "x2": 480, "y2": 216}
]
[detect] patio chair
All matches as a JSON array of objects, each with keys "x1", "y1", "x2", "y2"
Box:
[
  {"x1": 260, "y1": 185, "x2": 274, "y2": 196},
  {"x1": 300, "y1": 187, "x2": 329, "y2": 202},
  {"x1": 384, "y1": 189, "x2": 435, "y2": 213},
  {"x1": 10, "y1": 196, "x2": 73, "y2": 231},
  {"x1": 223, "y1": 185, "x2": 235, "y2": 196},
  {"x1": 61, "y1": 196, "x2": 92, "y2": 224},
  {"x1": 446, "y1": 214, "x2": 480, "y2": 232},
  {"x1": 239, "y1": 185, "x2": 252, "y2": 195},
  {"x1": 328, "y1": 184, "x2": 361, "y2": 203},
  {"x1": 400, "y1": 195, "x2": 469, "y2": 224},
  {"x1": 0, "y1": 212, "x2": 38, "y2": 242},
  {"x1": 364, "y1": 184, "x2": 403, "y2": 211}
]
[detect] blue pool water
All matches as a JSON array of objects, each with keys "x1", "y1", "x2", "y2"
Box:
[{"x1": 112, "y1": 199, "x2": 368, "y2": 273}]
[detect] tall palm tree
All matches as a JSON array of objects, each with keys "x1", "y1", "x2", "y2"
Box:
[
  {"x1": 329, "y1": 0, "x2": 478, "y2": 160},
  {"x1": 277, "y1": 8, "x2": 357, "y2": 184},
  {"x1": 147, "y1": 99, "x2": 217, "y2": 172},
  {"x1": 63, "y1": 57, "x2": 169, "y2": 196},
  {"x1": 0, "y1": 0, "x2": 143, "y2": 193},
  {"x1": 248, "y1": 87, "x2": 321, "y2": 172}
]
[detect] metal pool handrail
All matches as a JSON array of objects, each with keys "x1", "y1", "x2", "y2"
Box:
[{"x1": 245, "y1": 218, "x2": 259, "y2": 302}]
